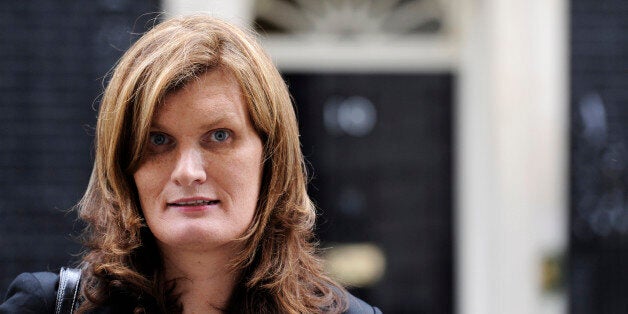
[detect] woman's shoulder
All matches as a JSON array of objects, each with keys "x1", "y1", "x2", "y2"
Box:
[
  {"x1": 344, "y1": 292, "x2": 383, "y2": 314},
  {"x1": 1, "y1": 271, "x2": 134, "y2": 314},
  {"x1": 0, "y1": 271, "x2": 59, "y2": 313}
]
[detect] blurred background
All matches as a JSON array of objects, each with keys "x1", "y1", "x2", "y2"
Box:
[{"x1": 0, "y1": 0, "x2": 626, "y2": 313}]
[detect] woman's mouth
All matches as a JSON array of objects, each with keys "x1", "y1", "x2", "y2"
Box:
[
  {"x1": 169, "y1": 199, "x2": 219, "y2": 206},
  {"x1": 167, "y1": 198, "x2": 220, "y2": 212}
]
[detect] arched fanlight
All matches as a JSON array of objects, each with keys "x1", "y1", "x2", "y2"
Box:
[{"x1": 254, "y1": 0, "x2": 444, "y2": 37}]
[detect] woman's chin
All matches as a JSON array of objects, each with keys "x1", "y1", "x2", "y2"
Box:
[{"x1": 153, "y1": 223, "x2": 242, "y2": 252}]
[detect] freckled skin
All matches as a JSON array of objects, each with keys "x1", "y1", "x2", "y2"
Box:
[{"x1": 133, "y1": 70, "x2": 263, "y2": 253}]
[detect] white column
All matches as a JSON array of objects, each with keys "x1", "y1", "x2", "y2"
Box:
[
  {"x1": 161, "y1": 0, "x2": 254, "y2": 27},
  {"x1": 457, "y1": 0, "x2": 568, "y2": 313}
]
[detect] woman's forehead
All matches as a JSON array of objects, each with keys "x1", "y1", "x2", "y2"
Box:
[{"x1": 150, "y1": 70, "x2": 248, "y2": 127}]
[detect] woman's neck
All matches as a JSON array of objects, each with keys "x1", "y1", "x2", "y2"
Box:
[{"x1": 160, "y1": 244, "x2": 240, "y2": 314}]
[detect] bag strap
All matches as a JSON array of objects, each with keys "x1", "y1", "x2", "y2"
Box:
[{"x1": 55, "y1": 267, "x2": 82, "y2": 314}]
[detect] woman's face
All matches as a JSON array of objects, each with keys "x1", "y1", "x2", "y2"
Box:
[{"x1": 133, "y1": 69, "x2": 263, "y2": 252}]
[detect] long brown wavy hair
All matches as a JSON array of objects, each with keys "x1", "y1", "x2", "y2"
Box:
[{"x1": 76, "y1": 15, "x2": 347, "y2": 313}]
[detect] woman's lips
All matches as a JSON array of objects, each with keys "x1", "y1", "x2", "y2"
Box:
[{"x1": 167, "y1": 198, "x2": 220, "y2": 212}]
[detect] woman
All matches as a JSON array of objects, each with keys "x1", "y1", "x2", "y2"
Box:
[{"x1": 1, "y1": 15, "x2": 381, "y2": 313}]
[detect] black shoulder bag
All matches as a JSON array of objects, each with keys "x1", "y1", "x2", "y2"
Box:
[{"x1": 55, "y1": 267, "x2": 82, "y2": 314}]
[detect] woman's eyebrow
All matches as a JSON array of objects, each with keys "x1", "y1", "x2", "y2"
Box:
[{"x1": 198, "y1": 115, "x2": 237, "y2": 130}]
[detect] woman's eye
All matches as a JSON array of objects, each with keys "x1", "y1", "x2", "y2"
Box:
[
  {"x1": 211, "y1": 130, "x2": 230, "y2": 142},
  {"x1": 149, "y1": 133, "x2": 170, "y2": 146}
]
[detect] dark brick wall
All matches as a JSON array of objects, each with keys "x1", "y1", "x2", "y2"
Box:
[
  {"x1": 0, "y1": 0, "x2": 158, "y2": 291},
  {"x1": 570, "y1": 0, "x2": 628, "y2": 313}
]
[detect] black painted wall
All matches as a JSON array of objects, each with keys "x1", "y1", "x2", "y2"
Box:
[
  {"x1": 287, "y1": 73, "x2": 453, "y2": 314},
  {"x1": 570, "y1": 0, "x2": 628, "y2": 313},
  {"x1": 0, "y1": 1, "x2": 158, "y2": 291}
]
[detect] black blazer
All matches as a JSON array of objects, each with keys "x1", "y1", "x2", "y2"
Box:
[{"x1": 0, "y1": 272, "x2": 382, "y2": 313}]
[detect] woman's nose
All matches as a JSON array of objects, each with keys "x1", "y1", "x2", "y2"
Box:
[{"x1": 171, "y1": 147, "x2": 207, "y2": 186}]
